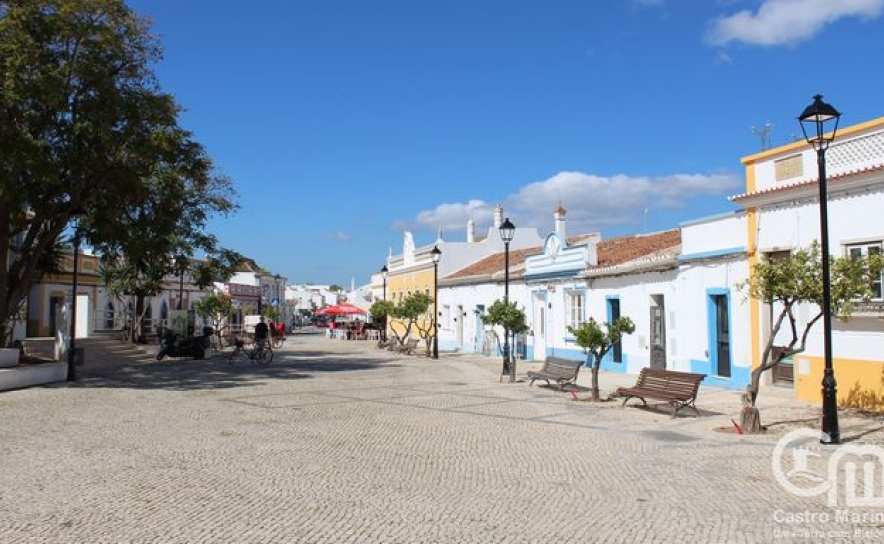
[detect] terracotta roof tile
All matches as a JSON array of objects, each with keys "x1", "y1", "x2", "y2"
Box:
[
  {"x1": 593, "y1": 229, "x2": 681, "y2": 268},
  {"x1": 446, "y1": 246, "x2": 539, "y2": 280},
  {"x1": 445, "y1": 229, "x2": 680, "y2": 281}
]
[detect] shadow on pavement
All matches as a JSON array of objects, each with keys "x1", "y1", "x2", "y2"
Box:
[{"x1": 73, "y1": 348, "x2": 403, "y2": 391}]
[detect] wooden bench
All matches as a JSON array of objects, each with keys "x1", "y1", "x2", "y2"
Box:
[
  {"x1": 527, "y1": 356, "x2": 583, "y2": 390},
  {"x1": 395, "y1": 338, "x2": 420, "y2": 355},
  {"x1": 617, "y1": 367, "x2": 707, "y2": 417}
]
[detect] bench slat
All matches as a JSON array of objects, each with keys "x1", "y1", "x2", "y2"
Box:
[
  {"x1": 527, "y1": 356, "x2": 583, "y2": 391},
  {"x1": 617, "y1": 367, "x2": 706, "y2": 417}
]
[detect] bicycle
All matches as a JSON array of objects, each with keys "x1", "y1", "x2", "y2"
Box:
[{"x1": 228, "y1": 338, "x2": 274, "y2": 365}]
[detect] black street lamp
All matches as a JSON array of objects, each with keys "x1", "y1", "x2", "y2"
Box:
[
  {"x1": 176, "y1": 255, "x2": 187, "y2": 311},
  {"x1": 431, "y1": 246, "x2": 441, "y2": 359},
  {"x1": 499, "y1": 217, "x2": 516, "y2": 382},
  {"x1": 67, "y1": 214, "x2": 85, "y2": 382},
  {"x1": 381, "y1": 264, "x2": 389, "y2": 342},
  {"x1": 799, "y1": 94, "x2": 841, "y2": 445}
]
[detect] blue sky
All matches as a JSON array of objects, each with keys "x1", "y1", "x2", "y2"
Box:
[{"x1": 127, "y1": 0, "x2": 884, "y2": 287}]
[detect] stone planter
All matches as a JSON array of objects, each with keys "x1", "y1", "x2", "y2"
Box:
[
  {"x1": 0, "y1": 361, "x2": 67, "y2": 391},
  {"x1": 0, "y1": 348, "x2": 20, "y2": 368}
]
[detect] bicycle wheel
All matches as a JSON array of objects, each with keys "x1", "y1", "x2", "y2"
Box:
[
  {"x1": 254, "y1": 346, "x2": 273, "y2": 365},
  {"x1": 228, "y1": 346, "x2": 242, "y2": 365}
]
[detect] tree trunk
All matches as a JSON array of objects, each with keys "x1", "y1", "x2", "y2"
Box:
[
  {"x1": 590, "y1": 359, "x2": 601, "y2": 401},
  {"x1": 740, "y1": 392, "x2": 763, "y2": 433},
  {"x1": 740, "y1": 347, "x2": 790, "y2": 434},
  {"x1": 134, "y1": 294, "x2": 148, "y2": 343},
  {"x1": 0, "y1": 318, "x2": 10, "y2": 348}
]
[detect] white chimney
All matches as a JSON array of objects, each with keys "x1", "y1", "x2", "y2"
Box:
[
  {"x1": 554, "y1": 204, "x2": 567, "y2": 242},
  {"x1": 493, "y1": 204, "x2": 503, "y2": 229},
  {"x1": 467, "y1": 218, "x2": 475, "y2": 243}
]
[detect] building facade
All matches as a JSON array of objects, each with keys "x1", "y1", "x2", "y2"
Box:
[{"x1": 734, "y1": 115, "x2": 884, "y2": 408}]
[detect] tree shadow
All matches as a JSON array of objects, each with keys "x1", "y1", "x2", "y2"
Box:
[
  {"x1": 74, "y1": 349, "x2": 402, "y2": 391},
  {"x1": 623, "y1": 402, "x2": 724, "y2": 418},
  {"x1": 843, "y1": 365, "x2": 884, "y2": 412}
]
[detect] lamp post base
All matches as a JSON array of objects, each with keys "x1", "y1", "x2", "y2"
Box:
[
  {"x1": 66, "y1": 350, "x2": 77, "y2": 382},
  {"x1": 821, "y1": 368, "x2": 840, "y2": 444}
]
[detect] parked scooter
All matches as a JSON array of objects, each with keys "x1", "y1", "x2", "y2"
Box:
[{"x1": 155, "y1": 327, "x2": 211, "y2": 361}]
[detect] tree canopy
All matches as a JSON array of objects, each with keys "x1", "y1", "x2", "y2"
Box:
[
  {"x1": 387, "y1": 292, "x2": 433, "y2": 350},
  {"x1": 738, "y1": 242, "x2": 883, "y2": 406},
  {"x1": 482, "y1": 299, "x2": 529, "y2": 382},
  {"x1": 0, "y1": 0, "x2": 237, "y2": 343},
  {"x1": 569, "y1": 316, "x2": 636, "y2": 401}
]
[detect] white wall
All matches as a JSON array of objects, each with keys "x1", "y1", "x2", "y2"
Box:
[
  {"x1": 681, "y1": 212, "x2": 746, "y2": 255},
  {"x1": 585, "y1": 270, "x2": 679, "y2": 374},
  {"x1": 437, "y1": 282, "x2": 511, "y2": 354}
]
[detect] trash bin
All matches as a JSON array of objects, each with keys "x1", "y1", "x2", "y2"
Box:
[{"x1": 74, "y1": 347, "x2": 85, "y2": 366}]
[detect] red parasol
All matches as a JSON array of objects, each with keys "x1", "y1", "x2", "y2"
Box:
[{"x1": 315, "y1": 303, "x2": 367, "y2": 316}]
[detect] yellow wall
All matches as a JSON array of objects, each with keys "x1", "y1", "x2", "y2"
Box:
[
  {"x1": 744, "y1": 161, "x2": 761, "y2": 376},
  {"x1": 796, "y1": 356, "x2": 884, "y2": 412},
  {"x1": 386, "y1": 266, "x2": 436, "y2": 337}
]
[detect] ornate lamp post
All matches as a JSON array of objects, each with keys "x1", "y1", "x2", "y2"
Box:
[
  {"x1": 799, "y1": 94, "x2": 841, "y2": 445},
  {"x1": 431, "y1": 246, "x2": 441, "y2": 359},
  {"x1": 499, "y1": 217, "x2": 516, "y2": 382}
]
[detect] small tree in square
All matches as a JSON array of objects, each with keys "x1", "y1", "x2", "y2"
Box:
[
  {"x1": 481, "y1": 299, "x2": 529, "y2": 382},
  {"x1": 387, "y1": 293, "x2": 433, "y2": 352},
  {"x1": 369, "y1": 300, "x2": 394, "y2": 342},
  {"x1": 568, "y1": 317, "x2": 636, "y2": 401},
  {"x1": 737, "y1": 241, "x2": 883, "y2": 433},
  {"x1": 193, "y1": 292, "x2": 233, "y2": 347}
]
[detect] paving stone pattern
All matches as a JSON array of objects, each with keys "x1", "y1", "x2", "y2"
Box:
[{"x1": 1, "y1": 333, "x2": 882, "y2": 543}]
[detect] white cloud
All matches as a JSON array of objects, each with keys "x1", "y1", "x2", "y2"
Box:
[
  {"x1": 403, "y1": 170, "x2": 742, "y2": 239},
  {"x1": 326, "y1": 231, "x2": 351, "y2": 243},
  {"x1": 413, "y1": 199, "x2": 493, "y2": 232},
  {"x1": 708, "y1": 0, "x2": 884, "y2": 46}
]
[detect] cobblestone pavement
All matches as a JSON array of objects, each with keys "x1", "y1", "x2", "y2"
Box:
[{"x1": 1, "y1": 333, "x2": 883, "y2": 543}]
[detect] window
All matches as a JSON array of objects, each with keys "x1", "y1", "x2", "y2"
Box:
[
  {"x1": 566, "y1": 290, "x2": 585, "y2": 329},
  {"x1": 848, "y1": 242, "x2": 883, "y2": 300},
  {"x1": 442, "y1": 305, "x2": 450, "y2": 328}
]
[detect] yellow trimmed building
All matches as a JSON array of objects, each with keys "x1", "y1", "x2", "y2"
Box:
[
  {"x1": 733, "y1": 114, "x2": 884, "y2": 410},
  {"x1": 379, "y1": 206, "x2": 543, "y2": 343}
]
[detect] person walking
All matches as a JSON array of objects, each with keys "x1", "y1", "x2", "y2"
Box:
[
  {"x1": 274, "y1": 321, "x2": 286, "y2": 347},
  {"x1": 254, "y1": 316, "x2": 270, "y2": 347}
]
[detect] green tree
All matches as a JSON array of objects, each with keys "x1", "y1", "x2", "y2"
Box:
[
  {"x1": 568, "y1": 317, "x2": 636, "y2": 401},
  {"x1": 191, "y1": 250, "x2": 243, "y2": 292},
  {"x1": 0, "y1": 0, "x2": 236, "y2": 344},
  {"x1": 369, "y1": 299, "x2": 394, "y2": 342},
  {"x1": 193, "y1": 292, "x2": 232, "y2": 348},
  {"x1": 737, "y1": 242, "x2": 883, "y2": 432},
  {"x1": 482, "y1": 299, "x2": 529, "y2": 382},
  {"x1": 264, "y1": 306, "x2": 280, "y2": 322},
  {"x1": 388, "y1": 292, "x2": 433, "y2": 352}
]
